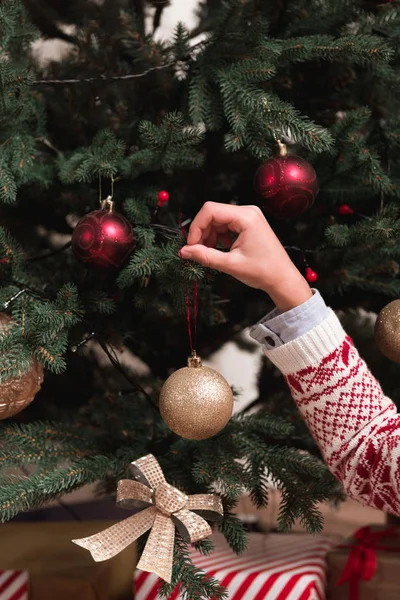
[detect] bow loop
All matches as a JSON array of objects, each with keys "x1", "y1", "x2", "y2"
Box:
[
  {"x1": 129, "y1": 454, "x2": 166, "y2": 489},
  {"x1": 186, "y1": 494, "x2": 224, "y2": 520},
  {"x1": 154, "y1": 482, "x2": 188, "y2": 515},
  {"x1": 174, "y1": 508, "x2": 212, "y2": 543},
  {"x1": 117, "y1": 479, "x2": 153, "y2": 510},
  {"x1": 72, "y1": 454, "x2": 223, "y2": 584}
]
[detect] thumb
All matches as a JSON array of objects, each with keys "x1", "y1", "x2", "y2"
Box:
[{"x1": 180, "y1": 244, "x2": 228, "y2": 272}]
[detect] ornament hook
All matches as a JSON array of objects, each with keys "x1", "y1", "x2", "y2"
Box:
[
  {"x1": 100, "y1": 195, "x2": 115, "y2": 212},
  {"x1": 187, "y1": 349, "x2": 202, "y2": 368},
  {"x1": 277, "y1": 140, "x2": 288, "y2": 157}
]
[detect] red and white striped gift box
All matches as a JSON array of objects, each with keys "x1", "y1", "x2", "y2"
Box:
[
  {"x1": 0, "y1": 571, "x2": 28, "y2": 600},
  {"x1": 135, "y1": 533, "x2": 335, "y2": 600}
]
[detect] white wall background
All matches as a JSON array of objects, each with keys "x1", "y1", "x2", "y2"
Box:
[{"x1": 149, "y1": 0, "x2": 199, "y2": 38}]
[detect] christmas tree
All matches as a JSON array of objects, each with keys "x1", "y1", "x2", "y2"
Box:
[{"x1": 1, "y1": 0, "x2": 400, "y2": 596}]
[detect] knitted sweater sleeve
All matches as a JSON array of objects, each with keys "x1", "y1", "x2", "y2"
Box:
[{"x1": 264, "y1": 308, "x2": 400, "y2": 515}]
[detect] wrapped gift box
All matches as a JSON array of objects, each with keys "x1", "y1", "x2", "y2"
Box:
[
  {"x1": 0, "y1": 570, "x2": 29, "y2": 599},
  {"x1": 0, "y1": 521, "x2": 136, "y2": 600},
  {"x1": 326, "y1": 525, "x2": 400, "y2": 600},
  {"x1": 135, "y1": 532, "x2": 334, "y2": 600}
]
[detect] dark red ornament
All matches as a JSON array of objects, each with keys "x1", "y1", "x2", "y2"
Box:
[
  {"x1": 305, "y1": 267, "x2": 318, "y2": 283},
  {"x1": 255, "y1": 142, "x2": 318, "y2": 219},
  {"x1": 338, "y1": 203, "x2": 354, "y2": 215},
  {"x1": 72, "y1": 197, "x2": 135, "y2": 270},
  {"x1": 157, "y1": 190, "x2": 169, "y2": 207}
]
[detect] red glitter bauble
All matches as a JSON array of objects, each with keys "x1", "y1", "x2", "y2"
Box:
[
  {"x1": 72, "y1": 207, "x2": 135, "y2": 270},
  {"x1": 255, "y1": 153, "x2": 318, "y2": 219}
]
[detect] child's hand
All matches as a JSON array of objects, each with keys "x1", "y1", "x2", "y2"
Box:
[{"x1": 180, "y1": 202, "x2": 312, "y2": 312}]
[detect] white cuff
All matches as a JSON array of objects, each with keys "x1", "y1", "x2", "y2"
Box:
[
  {"x1": 264, "y1": 309, "x2": 347, "y2": 375},
  {"x1": 249, "y1": 290, "x2": 328, "y2": 349}
]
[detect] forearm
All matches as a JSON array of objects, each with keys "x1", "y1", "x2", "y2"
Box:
[
  {"x1": 266, "y1": 271, "x2": 313, "y2": 313},
  {"x1": 252, "y1": 302, "x2": 400, "y2": 515}
]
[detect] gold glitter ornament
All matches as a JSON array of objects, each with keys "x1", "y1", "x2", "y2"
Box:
[
  {"x1": 0, "y1": 313, "x2": 44, "y2": 419},
  {"x1": 375, "y1": 300, "x2": 400, "y2": 363},
  {"x1": 159, "y1": 351, "x2": 234, "y2": 440}
]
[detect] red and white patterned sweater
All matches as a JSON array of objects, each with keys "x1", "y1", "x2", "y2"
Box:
[{"x1": 264, "y1": 308, "x2": 400, "y2": 515}]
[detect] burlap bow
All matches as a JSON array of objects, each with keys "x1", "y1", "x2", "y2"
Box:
[{"x1": 72, "y1": 454, "x2": 223, "y2": 583}]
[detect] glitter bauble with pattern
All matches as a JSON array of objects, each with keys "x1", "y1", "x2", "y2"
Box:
[
  {"x1": 159, "y1": 354, "x2": 234, "y2": 440},
  {"x1": 255, "y1": 154, "x2": 318, "y2": 218},
  {"x1": 375, "y1": 300, "x2": 400, "y2": 363},
  {"x1": 72, "y1": 209, "x2": 136, "y2": 270},
  {"x1": 0, "y1": 313, "x2": 44, "y2": 419}
]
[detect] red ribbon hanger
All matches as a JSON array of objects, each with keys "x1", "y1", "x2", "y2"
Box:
[{"x1": 179, "y1": 214, "x2": 198, "y2": 352}]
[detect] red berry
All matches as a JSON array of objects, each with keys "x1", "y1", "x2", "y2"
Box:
[
  {"x1": 338, "y1": 204, "x2": 354, "y2": 215},
  {"x1": 157, "y1": 190, "x2": 169, "y2": 207},
  {"x1": 305, "y1": 267, "x2": 318, "y2": 283}
]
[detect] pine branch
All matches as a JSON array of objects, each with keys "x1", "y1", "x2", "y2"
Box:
[
  {"x1": 0, "y1": 456, "x2": 118, "y2": 522},
  {"x1": 130, "y1": 0, "x2": 145, "y2": 36},
  {"x1": 1, "y1": 279, "x2": 158, "y2": 412},
  {"x1": 32, "y1": 38, "x2": 208, "y2": 86},
  {"x1": 158, "y1": 535, "x2": 228, "y2": 600},
  {"x1": 33, "y1": 61, "x2": 176, "y2": 86},
  {"x1": 153, "y1": 2, "x2": 169, "y2": 33},
  {"x1": 27, "y1": 241, "x2": 71, "y2": 263}
]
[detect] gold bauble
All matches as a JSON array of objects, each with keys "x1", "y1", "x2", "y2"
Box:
[
  {"x1": 375, "y1": 300, "x2": 400, "y2": 363},
  {"x1": 159, "y1": 351, "x2": 234, "y2": 440},
  {"x1": 0, "y1": 313, "x2": 44, "y2": 419}
]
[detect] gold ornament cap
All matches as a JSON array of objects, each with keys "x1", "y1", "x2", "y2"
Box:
[
  {"x1": 277, "y1": 140, "x2": 288, "y2": 157},
  {"x1": 187, "y1": 349, "x2": 202, "y2": 368},
  {"x1": 100, "y1": 195, "x2": 115, "y2": 212}
]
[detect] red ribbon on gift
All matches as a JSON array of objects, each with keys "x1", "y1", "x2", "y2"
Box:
[{"x1": 336, "y1": 525, "x2": 400, "y2": 600}]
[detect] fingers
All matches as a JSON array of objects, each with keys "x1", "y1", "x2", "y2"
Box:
[
  {"x1": 187, "y1": 202, "x2": 260, "y2": 245},
  {"x1": 180, "y1": 244, "x2": 229, "y2": 272}
]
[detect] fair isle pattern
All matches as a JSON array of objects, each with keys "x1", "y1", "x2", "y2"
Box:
[
  {"x1": 134, "y1": 533, "x2": 334, "y2": 600},
  {"x1": 265, "y1": 310, "x2": 400, "y2": 515},
  {"x1": 0, "y1": 571, "x2": 28, "y2": 600}
]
